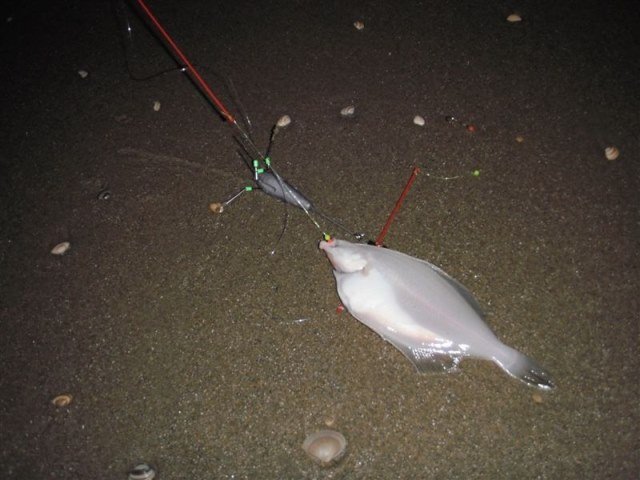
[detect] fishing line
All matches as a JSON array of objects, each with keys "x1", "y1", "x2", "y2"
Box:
[
  {"x1": 225, "y1": 76, "x2": 253, "y2": 135},
  {"x1": 114, "y1": 0, "x2": 186, "y2": 81},
  {"x1": 128, "y1": 0, "x2": 364, "y2": 246},
  {"x1": 132, "y1": 0, "x2": 235, "y2": 123}
]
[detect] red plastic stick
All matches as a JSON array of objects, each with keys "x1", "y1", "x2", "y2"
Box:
[
  {"x1": 375, "y1": 166, "x2": 420, "y2": 246},
  {"x1": 135, "y1": 0, "x2": 236, "y2": 124}
]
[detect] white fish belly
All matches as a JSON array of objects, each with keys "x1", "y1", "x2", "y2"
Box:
[
  {"x1": 335, "y1": 263, "x2": 502, "y2": 371},
  {"x1": 336, "y1": 268, "x2": 438, "y2": 344}
]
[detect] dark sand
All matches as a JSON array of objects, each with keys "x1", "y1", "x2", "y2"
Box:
[{"x1": 1, "y1": 1, "x2": 638, "y2": 478}]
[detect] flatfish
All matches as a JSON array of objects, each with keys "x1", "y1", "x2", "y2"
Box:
[{"x1": 319, "y1": 238, "x2": 554, "y2": 390}]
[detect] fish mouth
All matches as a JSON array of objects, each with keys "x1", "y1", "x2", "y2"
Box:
[
  {"x1": 319, "y1": 239, "x2": 340, "y2": 270},
  {"x1": 319, "y1": 239, "x2": 335, "y2": 251}
]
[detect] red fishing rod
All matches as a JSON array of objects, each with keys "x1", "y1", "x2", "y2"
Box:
[
  {"x1": 133, "y1": 0, "x2": 263, "y2": 161},
  {"x1": 129, "y1": 0, "x2": 367, "y2": 243}
]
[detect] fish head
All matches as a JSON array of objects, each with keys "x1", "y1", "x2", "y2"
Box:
[{"x1": 319, "y1": 238, "x2": 367, "y2": 273}]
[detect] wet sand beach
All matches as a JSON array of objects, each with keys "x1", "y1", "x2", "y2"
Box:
[{"x1": 1, "y1": 1, "x2": 638, "y2": 478}]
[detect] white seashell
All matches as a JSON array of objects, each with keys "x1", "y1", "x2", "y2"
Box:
[
  {"x1": 78, "y1": 70, "x2": 89, "y2": 78},
  {"x1": 413, "y1": 115, "x2": 425, "y2": 127},
  {"x1": 51, "y1": 241, "x2": 71, "y2": 255},
  {"x1": 276, "y1": 115, "x2": 291, "y2": 128},
  {"x1": 506, "y1": 13, "x2": 522, "y2": 22},
  {"x1": 353, "y1": 20, "x2": 365, "y2": 30},
  {"x1": 128, "y1": 463, "x2": 156, "y2": 480},
  {"x1": 153, "y1": 101, "x2": 161, "y2": 112},
  {"x1": 604, "y1": 146, "x2": 619, "y2": 161},
  {"x1": 340, "y1": 105, "x2": 355, "y2": 117},
  {"x1": 302, "y1": 430, "x2": 347, "y2": 467}
]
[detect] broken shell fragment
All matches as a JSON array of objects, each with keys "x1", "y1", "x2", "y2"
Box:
[
  {"x1": 78, "y1": 69, "x2": 89, "y2": 78},
  {"x1": 515, "y1": 135, "x2": 525, "y2": 143},
  {"x1": 340, "y1": 106, "x2": 355, "y2": 117},
  {"x1": 153, "y1": 101, "x2": 161, "y2": 112},
  {"x1": 604, "y1": 146, "x2": 619, "y2": 161},
  {"x1": 51, "y1": 242, "x2": 71, "y2": 255},
  {"x1": 413, "y1": 115, "x2": 425, "y2": 127},
  {"x1": 209, "y1": 202, "x2": 224, "y2": 214},
  {"x1": 506, "y1": 13, "x2": 522, "y2": 22},
  {"x1": 302, "y1": 430, "x2": 347, "y2": 467},
  {"x1": 353, "y1": 20, "x2": 365, "y2": 30},
  {"x1": 276, "y1": 115, "x2": 291, "y2": 128},
  {"x1": 52, "y1": 394, "x2": 73, "y2": 407}
]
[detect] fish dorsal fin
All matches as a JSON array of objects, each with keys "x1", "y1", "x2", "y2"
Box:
[{"x1": 420, "y1": 260, "x2": 486, "y2": 319}]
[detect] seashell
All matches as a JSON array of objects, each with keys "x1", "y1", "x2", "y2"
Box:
[
  {"x1": 506, "y1": 13, "x2": 522, "y2": 23},
  {"x1": 604, "y1": 146, "x2": 619, "y2": 161},
  {"x1": 276, "y1": 115, "x2": 291, "y2": 128},
  {"x1": 52, "y1": 394, "x2": 73, "y2": 407},
  {"x1": 340, "y1": 106, "x2": 355, "y2": 117},
  {"x1": 209, "y1": 202, "x2": 224, "y2": 214},
  {"x1": 324, "y1": 415, "x2": 336, "y2": 428},
  {"x1": 153, "y1": 101, "x2": 161, "y2": 112},
  {"x1": 128, "y1": 463, "x2": 156, "y2": 480},
  {"x1": 413, "y1": 115, "x2": 425, "y2": 127},
  {"x1": 532, "y1": 393, "x2": 543, "y2": 404},
  {"x1": 353, "y1": 20, "x2": 365, "y2": 30},
  {"x1": 78, "y1": 69, "x2": 89, "y2": 78},
  {"x1": 51, "y1": 242, "x2": 71, "y2": 255},
  {"x1": 97, "y1": 189, "x2": 111, "y2": 200},
  {"x1": 302, "y1": 430, "x2": 347, "y2": 467},
  {"x1": 515, "y1": 135, "x2": 525, "y2": 143}
]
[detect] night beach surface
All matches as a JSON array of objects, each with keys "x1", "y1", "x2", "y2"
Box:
[{"x1": 1, "y1": 1, "x2": 638, "y2": 478}]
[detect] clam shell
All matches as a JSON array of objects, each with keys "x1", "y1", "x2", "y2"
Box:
[
  {"x1": 604, "y1": 146, "x2": 619, "y2": 161},
  {"x1": 506, "y1": 13, "x2": 522, "y2": 22},
  {"x1": 276, "y1": 115, "x2": 291, "y2": 128},
  {"x1": 52, "y1": 394, "x2": 73, "y2": 407},
  {"x1": 340, "y1": 106, "x2": 355, "y2": 117},
  {"x1": 51, "y1": 241, "x2": 71, "y2": 255},
  {"x1": 209, "y1": 202, "x2": 224, "y2": 214},
  {"x1": 302, "y1": 430, "x2": 347, "y2": 467},
  {"x1": 128, "y1": 463, "x2": 156, "y2": 480},
  {"x1": 413, "y1": 115, "x2": 425, "y2": 127}
]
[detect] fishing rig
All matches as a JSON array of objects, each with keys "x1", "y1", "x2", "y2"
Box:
[{"x1": 125, "y1": 0, "x2": 365, "y2": 248}]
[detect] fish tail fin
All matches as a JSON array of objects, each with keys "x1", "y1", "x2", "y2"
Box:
[{"x1": 493, "y1": 345, "x2": 555, "y2": 390}]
